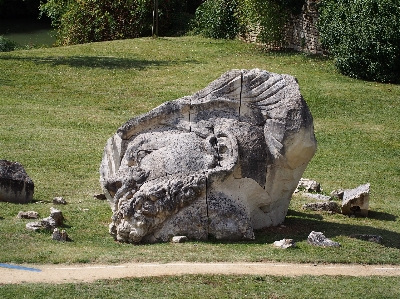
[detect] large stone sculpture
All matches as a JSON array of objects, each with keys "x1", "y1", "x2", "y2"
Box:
[{"x1": 100, "y1": 69, "x2": 317, "y2": 243}]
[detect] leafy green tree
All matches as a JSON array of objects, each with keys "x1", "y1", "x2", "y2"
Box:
[
  {"x1": 39, "y1": 0, "x2": 202, "y2": 45},
  {"x1": 40, "y1": 0, "x2": 152, "y2": 45},
  {"x1": 190, "y1": 0, "x2": 239, "y2": 39},
  {"x1": 318, "y1": 0, "x2": 400, "y2": 83}
]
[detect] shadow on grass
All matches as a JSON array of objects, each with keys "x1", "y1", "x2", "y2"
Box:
[
  {"x1": 256, "y1": 209, "x2": 400, "y2": 249},
  {"x1": 0, "y1": 55, "x2": 200, "y2": 70},
  {"x1": 207, "y1": 209, "x2": 400, "y2": 250},
  {"x1": 258, "y1": 47, "x2": 330, "y2": 62}
]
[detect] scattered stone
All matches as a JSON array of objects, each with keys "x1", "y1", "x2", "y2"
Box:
[
  {"x1": 0, "y1": 160, "x2": 34, "y2": 204},
  {"x1": 50, "y1": 207, "x2": 64, "y2": 226},
  {"x1": 52, "y1": 228, "x2": 69, "y2": 241},
  {"x1": 307, "y1": 231, "x2": 340, "y2": 247},
  {"x1": 25, "y1": 207, "x2": 64, "y2": 231},
  {"x1": 302, "y1": 192, "x2": 332, "y2": 201},
  {"x1": 273, "y1": 238, "x2": 296, "y2": 249},
  {"x1": 341, "y1": 183, "x2": 370, "y2": 217},
  {"x1": 17, "y1": 211, "x2": 39, "y2": 219},
  {"x1": 101, "y1": 69, "x2": 317, "y2": 243},
  {"x1": 350, "y1": 234, "x2": 383, "y2": 244},
  {"x1": 171, "y1": 236, "x2": 188, "y2": 243},
  {"x1": 26, "y1": 221, "x2": 42, "y2": 231},
  {"x1": 295, "y1": 178, "x2": 321, "y2": 193},
  {"x1": 302, "y1": 201, "x2": 340, "y2": 213},
  {"x1": 330, "y1": 189, "x2": 344, "y2": 200},
  {"x1": 41, "y1": 216, "x2": 57, "y2": 230},
  {"x1": 93, "y1": 193, "x2": 107, "y2": 200},
  {"x1": 53, "y1": 197, "x2": 67, "y2": 205}
]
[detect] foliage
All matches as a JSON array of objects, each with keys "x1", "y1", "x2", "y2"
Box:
[
  {"x1": 0, "y1": 36, "x2": 17, "y2": 52},
  {"x1": 190, "y1": 0, "x2": 239, "y2": 39},
  {"x1": 192, "y1": 0, "x2": 306, "y2": 45},
  {"x1": 39, "y1": 0, "x2": 153, "y2": 45},
  {"x1": 39, "y1": 0, "x2": 202, "y2": 45},
  {"x1": 237, "y1": 0, "x2": 291, "y2": 46},
  {"x1": 318, "y1": 0, "x2": 400, "y2": 83}
]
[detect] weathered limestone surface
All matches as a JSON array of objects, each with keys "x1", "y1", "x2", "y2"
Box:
[
  {"x1": 0, "y1": 160, "x2": 34, "y2": 204},
  {"x1": 17, "y1": 211, "x2": 39, "y2": 219},
  {"x1": 308, "y1": 231, "x2": 340, "y2": 247},
  {"x1": 341, "y1": 183, "x2": 370, "y2": 216},
  {"x1": 100, "y1": 69, "x2": 317, "y2": 243},
  {"x1": 273, "y1": 238, "x2": 296, "y2": 249}
]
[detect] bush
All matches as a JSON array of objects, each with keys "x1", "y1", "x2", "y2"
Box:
[
  {"x1": 0, "y1": 36, "x2": 17, "y2": 52},
  {"x1": 237, "y1": 0, "x2": 291, "y2": 46},
  {"x1": 190, "y1": 0, "x2": 239, "y2": 39},
  {"x1": 40, "y1": 0, "x2": 153, "y2": 45},
  {"x1": 192, "y1": 0, "x2": 305, "y2": 45},
  {"x1": 318, "y1": 0, "x2": 400, "y2": 83}
]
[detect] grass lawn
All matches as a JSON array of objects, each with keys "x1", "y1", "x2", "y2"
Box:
[
  {"x1": 1, "y1": 274, "x2": 400, "y2": 299},
  {"x1": 0, "y1": 35, "x2": 399, "y2": 270}
]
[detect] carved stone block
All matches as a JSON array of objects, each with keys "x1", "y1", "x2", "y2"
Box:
[{"x1": 100, "y1": 69, "x2": 317, "y2": 243}]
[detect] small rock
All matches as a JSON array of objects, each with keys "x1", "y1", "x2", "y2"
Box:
[
  {"x1": 52, "y1": 228, "x2": 69, "y2": 241},
  {"x1": 302, "y1": 201, "x2": 340, "y2": 213},
  {"x1": 17, "y1": 211, "x2": 39, "y2": 219},
  {"x1": 26, "y1": 221, "x2": 42, "y2": 231},
  {"x1": 296, "y1": 178, "x2": 321, "y2": 193},
  {"x1": 303, "y1": 193, "x2": 332, "y2": 201},
  {"x1": 41, "y1": 216, "x2": 57, "y2": 230},
  {"x1": 50, "y1": 207, "x2": 64, "y2": 226},
  {"x1": 330, "y1": 189, "x2": 344, "y2": 200},
  {"x1": 307, "y1": 231, "x2": 340, "y2": 247},
  {"x1": 93, "y1": 193, "x2": 107, "y2": 200},
  {"x1": 52, "y1": 228, "x2": 62, "y2": 240},
  {"x1": 273, "y1": 239, "x2": 296, "y2": 249},
  {"x1": 350, "y1": 234, "x2": 383, "y2": 244},
  {"x1": 53, "y1": 197, "x2": 67, "y2": 205},
  {"x1": 172, "y1": 236, "x2": 188, "y2": 243},
  {"x1": 341, "y1": 183, "x2": 370, "y2": 216}
]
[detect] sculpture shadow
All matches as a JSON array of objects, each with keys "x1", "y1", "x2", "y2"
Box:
[
  {"x1": 0, "y1": 55, "x2": 199, "y2": 70},
  {"x1": 252, "y1": 209, "x2": 400, "y2": 249},
  {"x1": 207, "y1": 210, "x2": 400, "y2": 250},
  {"x1": 367, "y1": 210, "x2": 397, "y2": 222}
]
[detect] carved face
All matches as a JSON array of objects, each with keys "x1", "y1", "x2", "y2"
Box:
[{"x1": 106, "y1": 129, "x2": 238, "y2": 243}]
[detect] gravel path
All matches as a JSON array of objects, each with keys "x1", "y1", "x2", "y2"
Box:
[{"x1": 2, "y1": 262, "x2": 400, "y2": 284}]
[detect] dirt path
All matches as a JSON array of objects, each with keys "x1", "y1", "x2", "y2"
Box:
[{"x1": 2, "y1": 262, "x2": 400, "y2": 284}]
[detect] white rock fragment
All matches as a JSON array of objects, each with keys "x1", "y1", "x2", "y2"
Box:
[{"x1": 273, "y1": 239, "x2": 296, "y2": 249}]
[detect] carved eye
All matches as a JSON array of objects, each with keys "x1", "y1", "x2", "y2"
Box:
[
  {"x1": 136, "y1": 150, "x2": 152, "y2": 164},
  {"x1": 208, "y1": 136, "x2": 217, "y2": 147},
  {"x1": 218, "y1": 143, "x2": 228, "y2": 154}
]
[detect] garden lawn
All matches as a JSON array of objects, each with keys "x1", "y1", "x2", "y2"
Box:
[
  {"x1": 1, "y1": 274, "x2": 400, "y2": 299},
  {"x1": 0, "y1": 36, "x2": 399, "y2": 265}
]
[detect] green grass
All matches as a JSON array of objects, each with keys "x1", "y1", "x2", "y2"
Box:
[
  {"x1": 1, "y1": 275, "x2": 400, "y2": 298},
  {"x1": 0, "y1": 36, "x2": 399, "y2": 266}
]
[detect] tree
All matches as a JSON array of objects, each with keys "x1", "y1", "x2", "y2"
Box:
[{"x1": 318, "y1": 0, "x2": 400, "y2": 83}]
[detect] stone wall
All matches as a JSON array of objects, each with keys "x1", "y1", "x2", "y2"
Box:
[{"x1": 241, "y1": 0, "x2": 322, "y2": 54}]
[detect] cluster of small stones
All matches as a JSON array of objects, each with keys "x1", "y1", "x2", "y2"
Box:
[
  {"x1": 297, "y1": 178, "x2": 370, "y2": 217},
  {"x1": 24, "y1": 207, "x2": 69, "y2": 241}
]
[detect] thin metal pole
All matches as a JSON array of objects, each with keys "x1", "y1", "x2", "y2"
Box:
[{"x1": 152, "y1": 0, "x2": 158, "y2": 38}]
